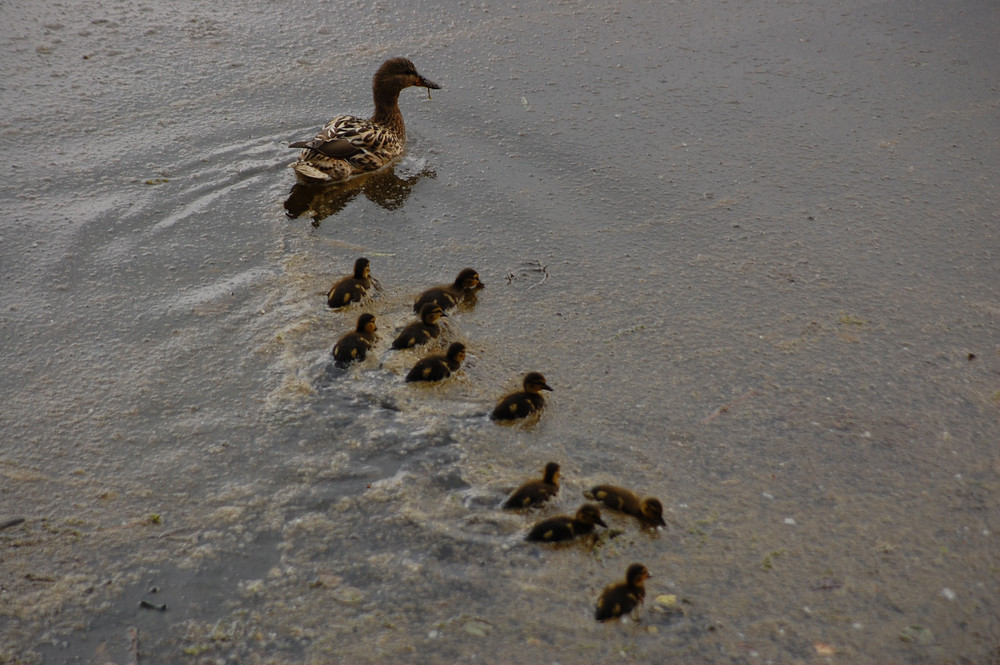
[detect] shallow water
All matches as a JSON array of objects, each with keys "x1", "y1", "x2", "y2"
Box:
[{"x1": 2, "y1": 0, "x2": 999, "y2": 663}]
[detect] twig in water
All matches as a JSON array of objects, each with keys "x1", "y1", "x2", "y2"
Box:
[
  {"x1": 128, "y1": 627, "x2": 139, "y2": 665},
  {"x1": 0, "y1": 517, "x2": 25, "y2": 530},
  {"x1": 701, "y1": 389, "x2": 757, "y2": 424}
]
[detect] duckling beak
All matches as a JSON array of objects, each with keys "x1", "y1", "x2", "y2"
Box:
[
  {"x1": 541, "y1": 383, "x2": 553, "y2": 392},
  {"x1": 596, "y1": 516, "x2": 608, "y2": 528}
]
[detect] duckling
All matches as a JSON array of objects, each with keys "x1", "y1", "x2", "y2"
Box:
[
  {"x1": 391, "y1": 303, "x2": 445, "y2": 350},
  {"x1": 524, "y1": 503, "x2": 607, "y2": 543},
  {"x1": 327, "y1": 257, "x2": 373, "y2": 309},
  {"x1": 331, "y1": 313, "x2": 377, "y2": 366},
  {"x1": 405, "y1": 342, "x2": 466, "y2": 383},
  {"x1": 584, "y1": 485, "x2": 667, "y2": 528},
  {"x1": 412, "y1": 268, "x2": 484, "y2": 313},
  {"x1": 595, "y1": 563, "x2": 651, "y2": 621},
  {"x1": 490, "y1": 372, "x2": 553, "y2": 421},
  {"x1": 289, "y1": 58, "x2": 441, "y2": 184},
  {"x1": 503, "y1": 462, "x2": 560, "y2": 509}
]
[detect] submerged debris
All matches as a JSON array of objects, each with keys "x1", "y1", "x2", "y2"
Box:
[
  {"x1": 652, "y1": 593, "x2": 682, "y2": 615},
  {"x1": 503, "y1": 260, "x2": 548, "y2": 289},
  {"x1": 463, "y1": 618, "x2": 493, "y2": 637},
  {"x1": 899, "y1": 624, "x2": 934, "y2": 644},
  {"x1": 0, "y1": 517, "x2": 26, "y2": 530}
]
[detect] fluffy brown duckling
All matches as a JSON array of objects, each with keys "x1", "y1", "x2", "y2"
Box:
[
  {"x1": 595, "y1": 563, "x2": 651, "y2": 621},
  {"x1": 289, "y1": 58, "x2": 441, "y2": 184},
  {"x1": 412, "y1": 268, "x2": 484, "y2": 313},
  {"x1": 584, "y1": 485, "x2": 666, "y2": 528},
  {"x1": 490, "y1": 372, "x2": 553, "y2": 421},
  {"x1": 524, "y1": 503, "x2": 606, "y2": 543},
  {"x1": 331, "y1": 313, "x2": 377, "y2": 366},
  {"x1": 503, "y1": 462, "x2": 560, "y2": 509},
  {"x1": 405, "y1": 342, "x2": 466, "y2": 383},
  {"x1": 391, "y1": 303, "x2": 445, "y2": 350},
  {"x1": 327, "y1": 257, "x2": 373, "y2": 308}
]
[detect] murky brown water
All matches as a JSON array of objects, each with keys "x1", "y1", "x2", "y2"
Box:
[{"x1": 2, "y1": 0, "x2": 999, "y2": 663}]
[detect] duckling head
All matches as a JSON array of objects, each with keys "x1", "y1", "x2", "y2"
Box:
[
  {"x1": 642, "y1": 498, "x2": 666, "y2": 526},
  {"x1": 356, "y1": 313, "x2": 377, "y2": 334},
  {"x1": 523, "y1": 372, "x2": 553, "y2": 393},
  {"x1": 446, "y1": 342, "x2": 466, "y2": 364},
  {"x1": 543, "y1": 462, "x2": 561, "y2": 486},
  {"x1": 419, "y1": 302, "x2": 445, "y2": 324},
  {"x1": 353, "y1": 257, "x2": 371, "y2": 280},
  {"x1": 625, "y1": 563, "x2": 651, "y2": 587},
  {"x1": 454, "y1": 268, "x2": 484, "y2": 292},
  {"x1": 577, "y1": 504, "x2": 607, "y2": 528}
]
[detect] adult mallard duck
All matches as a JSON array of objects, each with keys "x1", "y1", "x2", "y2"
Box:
[
  {"x1": 405, "y1": 342, "x2": 466, "y2": 383},
  {"x1": 289, "y1": 58, "x2": 441, "y2": 184},
  {"x1": 584, "y1": 485, "x2": 667, "y2": 528},
  {"x1": 503, "y1": 462, "x2": 560, "y2": 509},
  {"x1": 524, "y1": 504, "x2": 606, "y2": 543},
  {"x1": 327, "y1": 257, "x2": 373, "y2": 309},
  {"x1": 490, "y1": 372, "x2": 552, "y2": 421},
  {"x1": 595, "y1": 563, "x2": 651, "y2": 621},
  {"x1": 331, "y1": 313, "x2": 377, "y2": 366}
]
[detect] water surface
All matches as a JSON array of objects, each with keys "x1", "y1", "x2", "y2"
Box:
[{"x1": 2, "y1": 0, "x2": 998, "y2": 663}]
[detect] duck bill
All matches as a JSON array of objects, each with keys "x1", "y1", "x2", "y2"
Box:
[
  {"x1": 541, "y1": 384, "x2": 553, "y2": 392},
  {"x1": 420, "y1": 77, "x2": 441, "y2": 91},
  {"x1": 596, "y1": 517, "x2": 608, "y2": 528}
]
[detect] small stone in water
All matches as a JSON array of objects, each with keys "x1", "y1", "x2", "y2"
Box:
[
  {"x1": 463, "y1": 619, "x2": 493, "y2": 637},
  {"x1": 814, "y1": 642, "x2": 836, "y2": 656},
  {"x1": 332, "y1": 586, "x2": 364, "y2": 604},
  {"x1": 654, "y1": 594, "x2": 679, "y2": 610},
  {"x1": 899, "y1": 624, "x2": 933, "y2": 644}
]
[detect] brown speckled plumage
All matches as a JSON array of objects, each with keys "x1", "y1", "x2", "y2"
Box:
[{"x1": 289, "y1": 58, "x2": 440, "y2": 184}]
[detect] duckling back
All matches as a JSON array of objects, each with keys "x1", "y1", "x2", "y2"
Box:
[
  {"x1": 404, "y1": 343, "x2": 466, "y2": 383},
  {"x1": 503, "y1": 462, "x2": 560, "y2": 509}
]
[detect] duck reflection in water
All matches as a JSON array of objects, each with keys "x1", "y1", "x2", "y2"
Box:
[{"x1": 283, "y1": 163, "x2": 435, "y2": 227}]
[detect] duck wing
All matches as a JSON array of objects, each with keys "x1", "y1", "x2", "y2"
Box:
[
  {"x1": 292, "y1": 115, "x2": 401, "y2": 164},
  {"x1": 289, "y1": 137, "x2": 362, "y2": 159}
]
